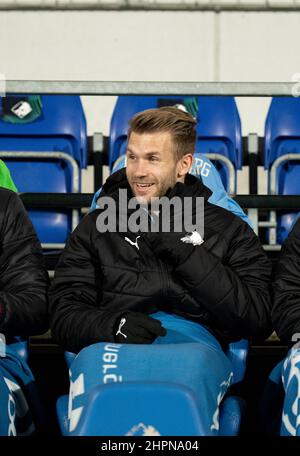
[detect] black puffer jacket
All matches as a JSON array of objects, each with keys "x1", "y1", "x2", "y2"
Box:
[
  {"x1": 0, "y1": 188, "x2": 49, "y2": 336},
  {"x1": 49, "y1": 169, "x2": 272, "y2": 353},
  {"x1": 272, "y1": 218, "x2": 300, "y2": 344}
]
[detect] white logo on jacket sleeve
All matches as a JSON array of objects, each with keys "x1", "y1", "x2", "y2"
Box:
[
  {"x1": 124, "y1": 236, "x2": 140, "y2": 250},
  {"x1": 180, "y1": 230, "x2": 204, "y2": 246},
  {"x1": 116, "y1": 318, "x2": 127, "y2": 339}
]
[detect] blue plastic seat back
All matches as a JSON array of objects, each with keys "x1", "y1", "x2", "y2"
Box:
[
  {"x1": 226, "y1": 339, "x2": 248, "y2": 384},
  {"x1": 62, "y1": 339, "x2": 247, "y2": 437},
  {"x1": 57, "y1": 383, "x2": 245, "y2": 436},
  {"x1": 7, "y1": 338, "x2": 29, "y2": 363},
  {"x1": 65, "y1": 382, "x2": 207, "y2": 436},
  {"x1": 0, "y1": 95, "x2": 87, "y2": 244},
  {"x1": 264, "y1": 97, "x2": 300, "y2": 242},
  {"x1": 63, "y1": 337, "x2": 248, "y2": 436},
  {"x1": 219, "y1": 396, "x2": 246, "y2": 436},
  {"x1": 109, "y1": 96, "x2": 242, "y2": 192},
  {"x1": 265, "y1": 98, "x2": 300, "y2": 169},
  {"x1": 63, "y1": 308, "x2": 249, "y2": 436},
  {"x1": 63, "y1": 305, "x2": 248, "y2": 436}
]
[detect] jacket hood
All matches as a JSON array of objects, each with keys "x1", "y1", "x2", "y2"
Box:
[{"x1": 101, "y1": 167, "x2": 212, "y2": 201}]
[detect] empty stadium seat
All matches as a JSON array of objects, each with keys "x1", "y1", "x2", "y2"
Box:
[
  {"x1": 0, "y1": 95, "x2": 87, "y2": 247},
  {"x1": 264, "y1": 97, "x2": 300, "y2": 244},
  {"x1": 109, "y1": 96, "x2": 242, "y2": 194}
]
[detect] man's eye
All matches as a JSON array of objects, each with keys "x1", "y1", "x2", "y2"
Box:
[
  {"x1": 128, "y1": 155, "x2": 136, "y2": 160},
  {"x1": 149, "y1": 156, "x2": 159, "y2": 162}
]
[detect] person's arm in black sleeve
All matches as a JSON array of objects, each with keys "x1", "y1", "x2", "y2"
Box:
[
  {"x1": 49, "y1": 214, "x2": 165, "y2": 353},
  {"x1": 177, "y1": 220, "x2": 272, "y2": 341},
  {"x1": 0, "y1": 191, "x2": 49, "y2": 336},
  {"x1": 272, "y1": 219, "x2": 300, "y2": 345},
  {"x1": 49, "y1": 214, "x2": 124, "y2": 353},
  {"x1": 151, "y1": 217, "x2": 272, "y2": 342}
]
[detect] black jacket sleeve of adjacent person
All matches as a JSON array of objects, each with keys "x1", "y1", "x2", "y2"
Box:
[
  {"x1": 0, "y1": 189, "x2": 49, "y2": 336},
  {"x1": 272, "y1": 218, "x2": 300, "y2": 344}
]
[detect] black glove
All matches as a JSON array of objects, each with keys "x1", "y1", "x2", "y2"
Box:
[
  {"x1": 148, "y1": 230, "x2": 196, "y2": 266},
  {"x1": 114, "y1": 312, "x2": 167, "y2": 344},
  {"x1": 146, "y1": 207, "x2": 198, "y2": 266}
]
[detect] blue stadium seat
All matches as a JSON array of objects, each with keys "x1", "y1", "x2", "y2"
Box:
[
  {"x1": 7, "y1": 337, "x2": 29, "y2": 363},
  {"x1": 264, "y1": 97, "x2": 300, "y2": 244},
  {"x1": 58, "y1": 382, "x2": 208, "y2": 436},
  {"x1": 58, "y1": 380, "x2": 244, "y2": 436},
  {"x1": 59, "y1": 339, "x2": 248, "y2": 436},
  {"x1": 109, "y1": 96, "x2": 242, "y2": 194},
  {"x1": 0, "y1": 95, "x2": 87, "y2": 247}
]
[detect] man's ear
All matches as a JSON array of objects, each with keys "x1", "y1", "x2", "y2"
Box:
[{"x1": 177, "y1": 154, "x2": 193, "y2": 179}]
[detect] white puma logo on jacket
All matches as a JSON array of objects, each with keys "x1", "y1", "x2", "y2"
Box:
[{"x1": 125, "y1": 236, "x2": 141, "y2": 250}]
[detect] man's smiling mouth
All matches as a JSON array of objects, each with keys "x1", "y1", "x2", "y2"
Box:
[{"x1": 135, "y1": 183, "x2": 154, "y2": 188}]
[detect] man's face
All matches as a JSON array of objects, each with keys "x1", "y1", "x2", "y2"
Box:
[{"x1": 126, "y1": 131, "x2": 180, "y2": 203}]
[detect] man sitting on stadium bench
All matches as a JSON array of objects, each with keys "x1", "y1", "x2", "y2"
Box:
[{"x1": 49, "y1": 107, "x2": 272, "y2": 435}]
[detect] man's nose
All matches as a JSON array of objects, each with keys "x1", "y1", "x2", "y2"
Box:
[{"x1": 133, "y1": 160, "x2": 148, "y2": 177}]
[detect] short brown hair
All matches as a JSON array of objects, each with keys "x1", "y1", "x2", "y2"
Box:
[{"x1": 128, "y1": 106, "x2": 197, "y2": 161}]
